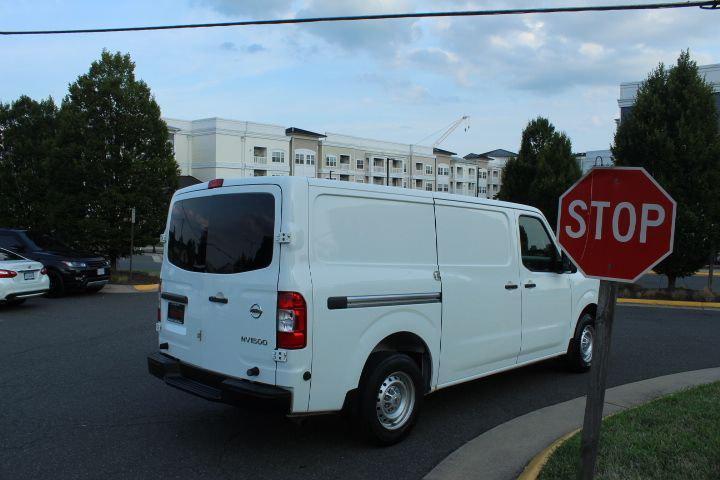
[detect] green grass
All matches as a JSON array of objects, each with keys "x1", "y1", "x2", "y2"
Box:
[{"x1": 539, "y1": 381, "x2": 720, "y2": 480}]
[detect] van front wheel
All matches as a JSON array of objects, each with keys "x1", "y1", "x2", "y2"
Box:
[
  {"x1": 356, "y1": 353, "x2": 423, "y2": 445},
  {"x1": 566, "y1": 312, "x2": 595, "y2": 372}
]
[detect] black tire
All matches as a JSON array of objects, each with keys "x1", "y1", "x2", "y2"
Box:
[
  {"x1": 566, "y1": 312, "x2": 595, "y2": 372},
  {"x1": 48, "y1": 270, "x2": 66, "y2": 297},
  {"x1": 355, "y1": 352, "x2": 423, "y2": 445}
]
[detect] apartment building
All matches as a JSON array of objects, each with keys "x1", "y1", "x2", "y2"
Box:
[
  {"x1": 318, "y1": 132, "x2": 436, "y2": 190},
  {"x1": 165, "y1": 117, "x2": 482, "y2": 197},
  {"x1": 433, "y1": 149, "x2": 482, "y2": 197},
  {"x1": 618, "y1": 63, "x2": 720, "y2": 125},
  {"x1": 463, "y1": 149, "x2": 516, "y2": 198}
]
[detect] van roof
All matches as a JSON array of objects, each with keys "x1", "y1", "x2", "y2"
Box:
[{"x1": 174, "y1": 176, "x2": 544, "y2": 216}]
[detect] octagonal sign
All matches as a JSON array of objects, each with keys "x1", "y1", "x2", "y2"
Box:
[{"x1": 557, "y1": 167, "x2": 676, "y2": 283}]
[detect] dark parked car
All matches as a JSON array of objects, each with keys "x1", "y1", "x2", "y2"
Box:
[{"x1": 0, "y1": 228, "x2": 110, "y2": 295}]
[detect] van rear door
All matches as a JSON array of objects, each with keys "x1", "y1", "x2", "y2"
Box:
[{"x1": 160, "y1": 184, "x2": 281, "y2": 385}]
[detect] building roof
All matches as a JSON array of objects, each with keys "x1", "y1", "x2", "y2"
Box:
[
  {"x1": 433, "y1": 147, "x2": 457, "y2": 156},
  {"x1": 481, "y1": 149, "x2": 517, "y2": 158},
  {"x1": 463, "y1": 153, "x2": 491, "y2": 160},
  {"x1": 285, "y1": 127, "x2": 326, "y2": 138}
]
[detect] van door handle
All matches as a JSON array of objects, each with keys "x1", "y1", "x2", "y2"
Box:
[
  {"x1": 504, "y1": 283, "x2": 518, "y2": 290},
  {"x1": 525, "y1": 282, "x2": 537, "y2": 289},
  {"x1": 209, "y1": 295, "x2": 228, "y2": 304}
]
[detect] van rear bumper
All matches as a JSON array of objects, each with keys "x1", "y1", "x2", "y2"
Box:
[{"x1": 147, "y1": 352, "x2": 291, "y2": 411}]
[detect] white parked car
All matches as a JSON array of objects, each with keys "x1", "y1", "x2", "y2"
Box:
[
  {"x1": 148, "y1": 177, "x2": 599, "y2": 444},
  {"x1": 0, "y1": 248, "x2": 50, "y2": 305}
]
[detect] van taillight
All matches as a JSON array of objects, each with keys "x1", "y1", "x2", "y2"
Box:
[
  {"x1": 208, "y1": 178, "x2": 224, "y2": 189},
  {"x1": 0, "y1": 269, "x2": 17, "y2": 278},
  {"x1": 277, "y1": 291, "x2": 307, "y2": 349}
]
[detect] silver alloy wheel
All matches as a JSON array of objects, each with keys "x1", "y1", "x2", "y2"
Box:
[
  {"x1": 376, "y1": 371, "x2": 415, "y2": 430},
  {"x1": 580, "y1": 325, "x2": 594, "y2": 363}
]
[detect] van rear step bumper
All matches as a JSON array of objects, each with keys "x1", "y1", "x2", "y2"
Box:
[{"x1": 147, "y1": 352, "x2": 291, "y2": 410}]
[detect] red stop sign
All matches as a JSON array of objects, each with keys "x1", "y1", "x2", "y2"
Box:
[{"x1": 557, "y1": 167, "x2": 676, "y2": 283}]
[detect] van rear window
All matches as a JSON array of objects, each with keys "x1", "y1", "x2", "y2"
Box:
[{"x1": 167, "y1": 193, "x2": 275, "y2": 274}]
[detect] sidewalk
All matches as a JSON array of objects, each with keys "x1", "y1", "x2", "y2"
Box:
[{"x1": 423, "y1": 367, "x2": 720, "y2": 480}]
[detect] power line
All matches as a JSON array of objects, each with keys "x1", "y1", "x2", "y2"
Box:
[{"x1": 1, "y1": 1, "x2": 717, "y2": 36}]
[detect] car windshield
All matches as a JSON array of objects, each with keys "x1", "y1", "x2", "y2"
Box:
[
  {"x1": 0, "y1": 248, "x2": 24, "y2": 261},
  {"x1": 23, "y1": 231, "x2": 74, "y2": 252}
]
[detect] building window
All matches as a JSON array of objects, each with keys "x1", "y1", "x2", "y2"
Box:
[
  {"x1": 340, "y1": 154, "x2": 351, "y2": 165},
  {"x1": 457, "y1": 167, "x2": 463, "y2": 176},
  {"x1": 356, "y1": 158, "x2": 364, "y2": 169},
  {"x1": 493, "y1": 170, "x2": 498, "y2": 178},
  {"x1": 356, "y1": 177, "x2": 365, "y2": 183},
  {"x1": 272, "y1": 151, "x2": 285, "y2": 163},
  {"x1": 295, "y1": 153, "x2": 304, "y2": 164},
  {"x1": 402, "y1": 181, "x2": 407, "y2": 188},
  {"x1": 469, "y1": 168, "x2": 475, "y2": 177},
  {"x1": 326, "y1": 155, "x2": 337, "y2": 167},
  {"x1": 307, "y1": 153, "x2": 315, "y2": 165},
  {"x1": 493, "y1": 184, "x2": 499, "y2": 191},
  {"x1": 415, "y1": 162, "x2": 423, "y2": 171},
  {"x1": 254, "y1": 170, "x2": 266, "y2": 176},
  {"x1": 425, "y1": 182, "x2": 433, "y2": 191},
  {"x1": 481, "y1": 171, "x2": 487, "y2": 179},
  {"x1": 425, "y1": 165, "x2": 433, "y2": 175}
]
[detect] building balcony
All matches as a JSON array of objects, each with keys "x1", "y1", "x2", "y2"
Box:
[{"x1": 253, "y1": 156, "x2": 267, "y2": 164}]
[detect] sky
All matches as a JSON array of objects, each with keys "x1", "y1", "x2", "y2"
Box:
[{"x1": 1, "y1": 0, "x2": 718, "y2": 156}]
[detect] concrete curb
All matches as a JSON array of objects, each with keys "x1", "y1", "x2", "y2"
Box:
[
  {"x1": 617, "y1": 298, "x2": 720, "y2": 309},
  {"x1": 423, "y1": 367, "x2": 720, "y2": 480},
  {"x1": 104, "y1": 284, "x2": 158, "y2": 294},
  {"x1": 516, "y1": 429, "x2": 578, "y2": 480}
]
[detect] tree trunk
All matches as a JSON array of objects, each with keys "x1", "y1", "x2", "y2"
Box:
[
  {"x1": 111, "y1": 255, "x2": 118, "y2": 272},
  {"x1": 666, "y1": 274, "x2": 676, "y2": 290}
]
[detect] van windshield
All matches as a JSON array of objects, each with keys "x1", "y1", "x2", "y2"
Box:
[{"x1": 167, "y1": 193, "x2": 275, "y2": 274}]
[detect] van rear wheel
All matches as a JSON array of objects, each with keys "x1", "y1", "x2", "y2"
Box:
[{"x1": 356, "y1": 352, "x2": 423, "y2": 445}]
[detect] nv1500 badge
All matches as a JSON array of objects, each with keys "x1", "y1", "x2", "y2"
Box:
[{"x1": 241, "y1": 336, "x2": 269, "y2": 346}]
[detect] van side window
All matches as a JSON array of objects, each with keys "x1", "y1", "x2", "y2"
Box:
[
  {"x1": 167, "y1": 193, "x2": 275, "y2": 274},
  {"x1": 518, "y1": 216, "x2": 559, "y2": 272}
]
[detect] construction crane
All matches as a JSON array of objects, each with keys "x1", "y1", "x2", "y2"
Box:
[
  {"x1": 402, "y1": 116, "x2": 470, "y2": 187},
  {"x1": 415, "y1": 115, "x2": 470, "y2": 149}
]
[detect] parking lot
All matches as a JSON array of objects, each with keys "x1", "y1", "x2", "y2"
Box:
[{"x1": 2, "y1": 293, "x2": 719, "y2": 480}]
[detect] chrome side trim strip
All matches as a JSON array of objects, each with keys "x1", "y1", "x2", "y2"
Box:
[{"x1": 327, "y1": 293, "x2": 441, "y2": 310}]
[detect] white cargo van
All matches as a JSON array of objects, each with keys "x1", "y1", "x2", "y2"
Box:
[{"x1": 148, "y1": 177, "x2": 599, "y2": 444}]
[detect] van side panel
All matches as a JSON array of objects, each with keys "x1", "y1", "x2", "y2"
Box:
[
  {"x1": 434, "y1": 200, "x2": 522, "y2": 385},
  {"x1": 275, "y1": 180, "x2": 314, "y2": 413},
  {"x1": 307, "y1": 187, "x2": 441, "y2": 412}
]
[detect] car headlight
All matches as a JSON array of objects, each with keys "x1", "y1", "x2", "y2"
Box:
[{"x1": 62, "y1": 261, "x2": 87, "y2": 268}]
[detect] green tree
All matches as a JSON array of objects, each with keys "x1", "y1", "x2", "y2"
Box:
[
  {"x1": 0, "y1": 95, "x2": 58, "y2": 232},
  {"x1": 613, "y1": 51, "x2": 720, "y2": 289},
  {"x1": 55, "y1": 50, "x2": 179, "y2": 265},
  {"x1": 499, "y1": 117, "x2": 581, "y2": 228}
]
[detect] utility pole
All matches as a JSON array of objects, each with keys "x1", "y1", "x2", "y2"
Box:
[{"x1": 129, "y1": 207, "x2": 136, "y2": 281}]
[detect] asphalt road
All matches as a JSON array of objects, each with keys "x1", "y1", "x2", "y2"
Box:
[{"x1": 2, "y1": 294, "x2": 719, "y2": 480}]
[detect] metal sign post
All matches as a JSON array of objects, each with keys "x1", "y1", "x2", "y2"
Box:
[
  {"x1": 579, "y1": 280, "x2": 617, "y2": 479},
  {"x1": 129, "y1": 207, "x2": 136, "y2": 281}
]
